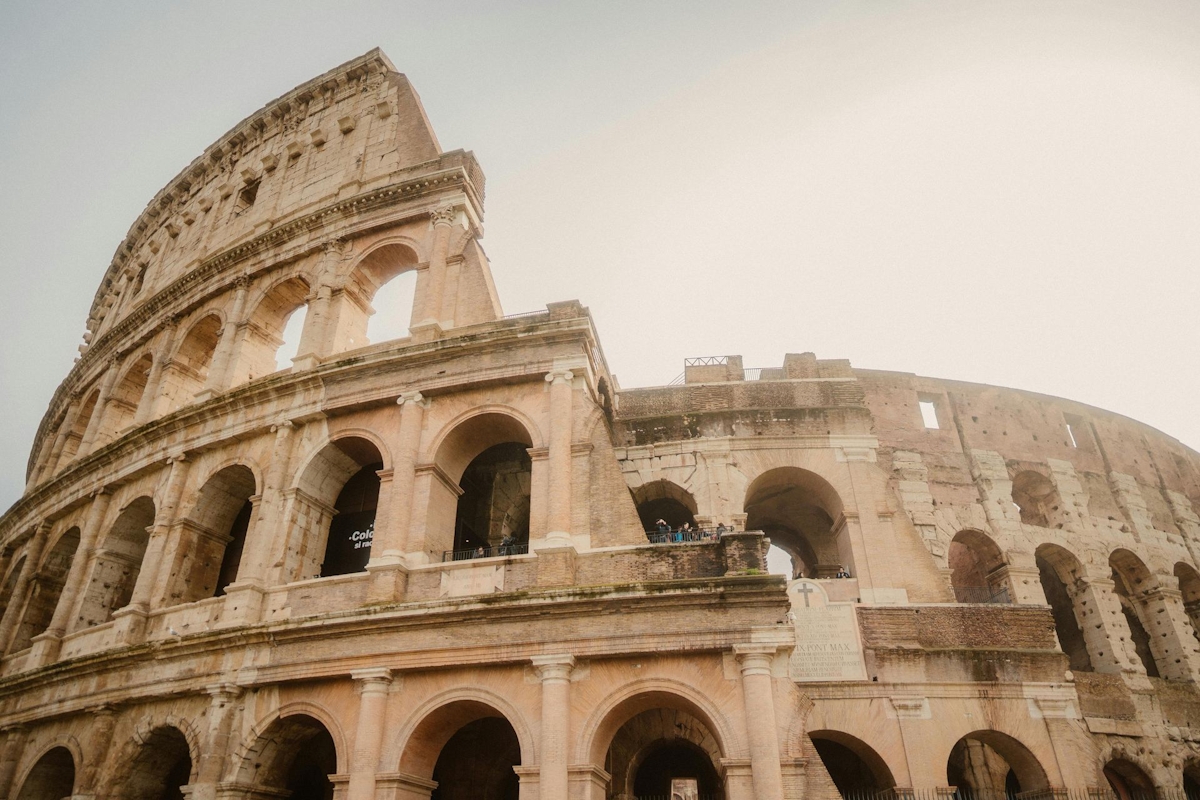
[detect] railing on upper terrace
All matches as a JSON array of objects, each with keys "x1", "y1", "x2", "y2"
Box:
[
  {"x1": 442, "y1": 543, "x2": 530, "y2": 562},
  {"x1": 645, "y1": 528, "x2": 722, "y2": 544},
  {"x1": 951, "y1": 585, "x2": 1012, "y2": 604},
  {"x1": 832, "y1": 789, "x2": 1183, "y2": 800}
]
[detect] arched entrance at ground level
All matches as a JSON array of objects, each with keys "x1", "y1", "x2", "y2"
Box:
[
  {"x1": 588, "y1": 691, "x2": 728, "y2": 800},
  {"x1": 948, "y1": 530, "x2": 1011, "y2": 604},
  {"x1": 744, "y1": 467, "x2": 847, "y2": 579},
  {"x1": 398, "y1": 700, "x2": 524, "y2": 800},
  {"x1": 293, "y1": 437, "x2": 385, "y2": 580},
  {"x1": 946, "y1": 731, "x2": 1049, "y2": 797},
  {"x1": 807, "y1": 731, "x2": 894, "y2": 794},
  {"x1": 1035, "y1": 544, "x2": 1094, "y2": 673},
  {"x1": 111, "y1": 725, "x2": 192, "y2": 800},
  {"x1": 15, "y1": 746, "x2": 75, "y2": 800},
  {"x1": 236, "y1": 714, "x2": 338, "y2": 800},
  {"x1": 1104, "y1": 758, "x2": 1157, "y2": 800},
  {"x1": 432, "y1": 413, "x2": 535, "y2": 559},
  {"x1": 631, "y1": 480, "x2": 698, "y2": 534},
  {"x1": 175, "y1": 465, "x2": 256, "y2": 602}
]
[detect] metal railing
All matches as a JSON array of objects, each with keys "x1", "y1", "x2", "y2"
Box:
[
  {"x1": 645, "y1": 528, "x2": 723, "y2": 544},
  {"x1": 684, "y1": 356, "x2": 728, "y2": 366},
  {"x1": 951, "y1": 585, "x2": 1012, "y2": 604},
  {"x1": 502, "y1": 309, "x2": 547, "y2": 320},
  {"x1": 830, "y1": 789, "x2": 1191, "y2": 800},
  {"x1": 442, "y1": 543, "x2": 529, "y2": 562}
]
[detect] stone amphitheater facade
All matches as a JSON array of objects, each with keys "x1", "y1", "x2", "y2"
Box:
[{"x1": 1, "y1": 48, "x2": 1199, "y2": 800}]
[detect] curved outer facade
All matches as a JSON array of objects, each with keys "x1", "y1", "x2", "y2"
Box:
[{"x1": 1, "y1": 48, "x2": 1200, "y2": 800}]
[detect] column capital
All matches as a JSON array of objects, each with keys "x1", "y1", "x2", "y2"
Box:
[
  {"x1": 204, "y1": 682, "x2": 244, "y2": 701},
  {"x1": 351, "y1": 667, "x2": 395, "y2": 691},
  {"x1": 84, "y1": 702, "x2": 121, "y2": 718},
  {"x1": 430, "y1": 205, "x2": 459, "y2": 227},
  {"x1": 532, "y1": 654, "x2": 575, "y2": 681},
  {"x1": 733, "y1": 643, "x2": 780, "y2": 674},
  {"x1": 396, "y1": 391, "x2": 428, "y2": 408},
  {"x1": 270, "y1": 418, "x2": 294, "y2": 433},
  {"x1": 545, "y1": 369, "x2": 574, "y2": 386}
]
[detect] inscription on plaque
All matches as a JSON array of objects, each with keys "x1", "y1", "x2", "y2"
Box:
[
  {"x1": 440, "y1": 564, "x2": 505, "y2": 598},
  {"x1": 788, "y1": 579, "x2": 867, "y2": 682}
]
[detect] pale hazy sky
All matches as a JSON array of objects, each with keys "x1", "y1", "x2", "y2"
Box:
[{"x1": 2, "y1": 1, "x2": 1199, "y2": 511}]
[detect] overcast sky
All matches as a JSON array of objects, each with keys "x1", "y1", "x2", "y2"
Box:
[{"x1": 2, "y1": 1, "x2": 1199, "y2": 511}]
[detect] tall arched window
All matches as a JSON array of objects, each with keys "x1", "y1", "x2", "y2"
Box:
[
  {"x1": 9, "y1": 527, "x2": 80, "y2": 653},
  {"x1": 163, "y1": 314, "x2": 222, "y2": 411},
  {"x1": 76, "y1": 496, "x2": 155, "y2": 629},
  {"x1": 173, "y1": 465, "x2": 257, "y2": 603},
  {"x1": 1035, "y1": 544, "x2": 1094, "y2": 673},
  {"x1": 947, "y1": 529, "x2": 1010, "y2": 603},
  {"x1": 347, "y1": 243, "x2": 419, "y2": 352},
  {"x1": 232, "y1": 276, "x2": 310, "y2": 383},
  {"x1": 744, "y1": 467, "x2": 847, "y2": 579}
]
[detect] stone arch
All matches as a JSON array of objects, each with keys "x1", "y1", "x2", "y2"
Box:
[
  {"x1": 234, "y1": 274, "x2": 311, "y2": 384},
  {"x1": 75, "y1": 495, "x2": 156, "y2": 629},
  {"x1": 428, "y1": 410, "x2": 539, "y2": 559},
  {"x1": 58, "y1": 387, "x2": 100, "y2": 464},
  {"x1": 395, "y1": 692, "x2": 531, "y2": 798},
  {"x1": 162, "y1": 313, "x2": 223, "y2": 411},
  {"x1": 102, "y1": 352, "x2": 155, "y2": 438},
  {"x1": 428, "y1": 406, "x2": 546, "y2": 473},
  {"x1": 948, "y1": 529, "x2": 1011, "y2": 603},
  {"x1": 107, "y1": 722, "x2": 198, "y2": 800},
  {"x1": 170, "y1": 464, "x2": 257, "y2": 603},
  {"x1": 233, "y1": 708, "x2": 342, "y2": 799},
  {"x1": 577, "y1": 678, "x2": 743, "y2": 766},
  {"x1": 945, "y1": 729, "x2": 1051, "y2": 794},
  {"x1": 743, "y1": 467, "x2": 848, "y2": 579},
  {"x1": 631, "y1": 479, "x2": 698, "y2": 533},
  {"x1": 14, "y1": 744, "x2": 76, "y2": 800},
  {"x1": 1011, "y1": 470, "x2": 1059, "y2": 528},
  {"x1": 346, "y1": 240, "x2": 421, "y2": 349},
  {"x1": 0, "y1": 555, "x2": 26, "y2": 620},
  {"x1": 1110, "y1": 548, "x2": 1169, "y2": 679},
  {"x1": 9, "y1": 526, "x2": 81, "y2": 653},
  {"x1": 1104, "y1": 756, "x2": 1158, "y2": 799},
  {"x1": 289, "y1": 436, "x2": 386, "y2": 580},
  {"x1": 806, "y1": 729, "x2": 896, "y2": 794},
  {"x1": 1174, "y1": 562, "x2": 1200, "y2": 645},
  {"x1": 1035, "y1": 543, "x2": 1095, "y2": 673}
]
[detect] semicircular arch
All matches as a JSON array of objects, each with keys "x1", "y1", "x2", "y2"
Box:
[
  {"x1": 233, "y1": 700, "x2": 349, "y2": 782},
  {"x1": 428, "y1": 405, "x2": 544, "y2": 483}
]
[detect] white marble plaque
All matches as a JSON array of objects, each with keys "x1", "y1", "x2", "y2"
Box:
[
  {"x1": 439, "y1": 564, "x2": 504, "y2": 598},
  {"x1": 787, "y1": 579, "x2": 867, "y2": 682},
  {"x1": 671, "y1": 779, "x2": 699, "y2": 800}
]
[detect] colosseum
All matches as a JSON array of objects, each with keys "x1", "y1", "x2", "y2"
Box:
[{"x1": 1, "y1": 47, "x2": 1199, "y2": 800}]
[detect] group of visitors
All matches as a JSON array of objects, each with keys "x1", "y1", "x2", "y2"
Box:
[
  {"x1": 465, "y1": 534, "x2": 524, "y2": 560},
  {"x1": 647, "y1": 519, "x2": 730, "y2": 544}
]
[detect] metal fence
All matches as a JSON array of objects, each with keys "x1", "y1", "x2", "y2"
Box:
[
  {"x1": 441, "y1": 543, "x2": 529, "y2": 562},
  {"x1": 951, "y1": 585, "x2": 1012, "y2": 604},
  {"x1": 645, "y1": 528, "x2": 722, "y2": 544},
  {"x1": 834, "y1": 789, "x2": 1186, "y2": 800}
]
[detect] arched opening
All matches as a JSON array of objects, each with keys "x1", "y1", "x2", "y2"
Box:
[
  {"x1": 1035, "y1": 544, "x2": 1094, "y2": 673},
  {"x1": 453, "y1": 443, "x2": 531, "y2": 557},
  {"x1": 164, "y1": 314, "x2": 222, "y2": 411},
  {"x1": 946, "y1": 731, "x2": 1049, "y2": 797},
  {"x1": 432, "y1": 413, "x2": 534, "y2": 561},
  {"x1": 948, "y1": 530, "x2": 1010, "y2": 604},
  {"x1": 116, "y1": 726, "x2": 192, "y2": 800},
  {"x1": 356, "y1": 244, "x2": 420, "y2": 346},
  {"x1": 59, "y1": 388, "x2": 99, "y2": 464},
  {"x1": 744, "y1": 468, "x2": 847, "y2": 579},
  {"x1": 76, "y1": 496, "x2": 156, "y2": 629},
  {"x1": 591, "y1": 692, "x2": 727, "y2": 800},
  {"x1": 1104, "y1": 757, "x2": 1157, "y2": 800},
  {"x1": 807, "y1": 730, "x2": 895, "y2": 794},
  {"x1": 1010, "y1": 471, "x2": 1058, "y2": 528},
  {"x1": 631, "y1": 480, "x2": 698, "y2": 536},
  {"x1": 232, "y1": 277, "x2": 310, "y2": 383},
  {"x1": 1110, "y1": 550, "x2": 1163, "y2": 678},
  {"x1": 15, "y1": 746, "x2": 74, "y2": 800},
  {"x1": 398, "y1": 700, "x2": 523, "y2": 800},
  {"x1": 1175, "y1": 562, "x2": 1200, "y2": 645},
  {"x1": 10, "y1": 528, "x2": 80, "y2": 653},
  {"x1": 103, "y1": 353, "x2": 155, "y2": 438},
  {"x1": 175, "y1": 465, "x2": 256, "y2": 602},
  {"x1": 1184, "y1": 759, "x2": 1200, "y2": 800},
  {"x1": 236, "y1": 714, "x2": 337, "y2": 800},
  {"x1": 292, "y1": 437, "x2": 384, "y2": 580}
]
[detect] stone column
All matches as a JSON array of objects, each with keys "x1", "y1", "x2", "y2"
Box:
[
  {"x1": 532, "y1": 654, "x2": 574, "y2": 800},
  {"x1": 114, "y1": 454, "x2": 191, "y2": 644},
  {"x1": 544, "y1": 369, "x2": 574, "y2": 544},
  {"x1": 190, "y1": 683, "x2": 244, "y2": 800},
  {"x1": 29, "y1": 488, "x2": 114, "y2": 665},
  {"x1": 0, "y1": 522, "x2": 50, "y2": 656},
  {"x1": 75, "y1": 704, "x2": 119, "y2": 800},
  {"x1": 78, "y1": 359, "x2": 121, "y2": 453},
  {"x1": 733, "y1": 644, "x2": 785, "y2": 800},
  {"x1": 1139, "y1": 584, "x2": 1200, "y2": 682},
  {"x1": 1068, "y1": 577, "x2": 1142, "y2": 675},
  {"x1": 0, "y1": 725, "x2": 28, "y2": 800},
  {"x1": 198, "y1": 277, "x2": 250, "y2": 399},
  {"x1": 414, "y1": 207, "x2": 456, "y2": 332},
  {"x1": 347, "y1": 668, "x2": 394, "y2": 800},
  {"x1": 368, "y1": 392, "x2": 426, "y2": 602},
  {"x1": 42, "y1": 396, "x2": 83, "y2": 479}
]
